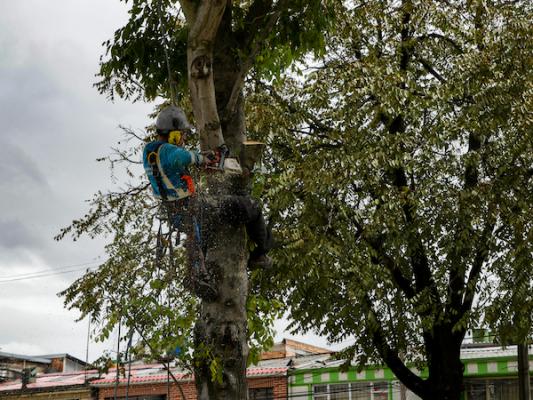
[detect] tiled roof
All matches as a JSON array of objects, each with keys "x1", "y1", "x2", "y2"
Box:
[
  {"x1": 92, "y1": 364, "x2": 288, "y2": 387},
  {"x1": 91, "y1": 371, "x2": 190, "y2": 386},
  {"x1": 247, "y1": 367, "x2": 288, "y2": 377},
  {"x1": 0, "y1": 370, "x2": 99, "y2": 392}
]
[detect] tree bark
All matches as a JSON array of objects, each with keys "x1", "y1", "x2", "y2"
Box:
[
  {"x1": 182, "y1": 0, "x2": 226, "y2": 151},
  {"x1": 518, "y1": 343, "x2": 531, "y2": 400},
  {"x1": 194, "y1": 197, "x2": 249, "y2": 400},
  {"x1": 180, "y1": 1, "x2": 251, "y2": 399},
  {"x1": 423, "y1": 327, "x2": 465, "y2": 400}
]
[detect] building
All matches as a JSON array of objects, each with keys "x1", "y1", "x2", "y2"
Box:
[
  {"x1": 91, "y1": 357, "x2": 289, "y2": 400},
  {"x1": 0, "y1": 352, "x2": 87, "y2": 382},
  {"x1": 0, "y1": 339, "x2": 327, "y2": 399},
  {"x1": 287, "y1": 345, "x2": 533, "y2": 400},
  {"x1": 3, "y1": 341, "x2": 528, "y2": 399},
  {"x1": 260, "y1": 339, "x2": 332, "y2": 360},
  {"x1": 0, "y1": 369, "x2": 98, "y2": 399}
]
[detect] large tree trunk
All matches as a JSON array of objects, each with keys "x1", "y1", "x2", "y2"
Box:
[
  {"x1": 372, "y1": 314, "x2": 465, "y2": 400},
  {"x1": 194, "y1": 201, "x2": 249, "y2": 400},
  {"x1": 180, "y1": 1, "x2": 250, "y2": 399},
  {"x1": 423, "y1": 327, "x2": 465, "y2": 400}
]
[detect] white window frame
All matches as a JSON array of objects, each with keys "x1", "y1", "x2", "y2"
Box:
[{"x1": 312, "y1": 382, "x2": 389, "y2": 400}]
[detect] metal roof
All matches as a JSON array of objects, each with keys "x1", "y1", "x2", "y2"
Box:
[
  {"x1": 288, "y1": 345, "x2": 529, "y2": 372},
  {"x1": 0, "y1": 351, "x2": 51, "y2": 365},
  {"x1": 460, "y1": 345, "x2": 524, "y2": 360},
  {"x1": 33, "y1": 353, "x2": 88, "y2": 366}
]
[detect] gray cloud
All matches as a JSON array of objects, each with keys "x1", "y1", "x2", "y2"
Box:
[
  {"x1": 0, "y1": 218, "x2": 42, "y2": 250},
  {"x1": 0, "y1": 141, "x2": 48, "y2": 187},
  {"x1": 0, "y1": 0, "x2": 150, "y2": 360},
  {"x1": 0, "y1": 0, "x2": 334, "y2": 361}
]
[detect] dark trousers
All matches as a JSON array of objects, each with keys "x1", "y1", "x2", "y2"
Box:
[{"x1": 220, "y1": 196, "x2": 271, "y2": 256}]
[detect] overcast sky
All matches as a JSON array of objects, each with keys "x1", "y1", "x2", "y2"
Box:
[{"x1": 0, "y1": 0, "x2": 341, "y2": 362}]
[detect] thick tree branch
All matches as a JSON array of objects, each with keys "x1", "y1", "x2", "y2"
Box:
[
  {"x1": 239, "y1": 0, "x2": 274, "y2": 44},
  {"x1": 179, "y1": 0, "x2": 197, "y2": 23},
  {"x1": 182, "y1": 0, "x2": 227, "y2": 150},
  {"x1": 362, "y1": 294, "x2": 428, "y2": 399},
  {"x1": 382, "y1": 3, "x2": 441, "y2": 307},
  {"x1": 446, "y1": 108, "x2": 483, "y2": 314},
  {"x1": 414, "y1": 53, "x2": 446, "y2": 83},
  {"x1": 364, "y1": 234, "x2": 416, "y2": 299},
  {"x1": 223, "y1": 0, "x2": 288, "y2": 120},
  {"x1": 460, "y1": 222, "x2": 495, "y2": 316}
]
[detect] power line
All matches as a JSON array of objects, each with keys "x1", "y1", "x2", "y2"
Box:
[
  {"x1": 0, "y1": 261, "x2": 103, "y2": 284},
  {"x1": 0, "y1": 260, "x2": 103, "y2": 280}
]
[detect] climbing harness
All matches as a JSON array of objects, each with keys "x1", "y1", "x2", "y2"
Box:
[
  {"x1": 147, "y1": 143, "x2": 192, "y2": 201},
  {"x1": 147, "y1": 142, "x2": 207, "y2": 294}
]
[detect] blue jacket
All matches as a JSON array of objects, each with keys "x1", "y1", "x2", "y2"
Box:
[{"x1": 143, "y1": 141, "x2": 202, "y2": 200}]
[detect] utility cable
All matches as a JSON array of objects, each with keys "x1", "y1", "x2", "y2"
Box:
[
  {"x1": 0, "y1": 264, "x2": 102, "y2": 284},
  {"x1": 0, "y1": 259, "x2": 103, "y2": 280}
]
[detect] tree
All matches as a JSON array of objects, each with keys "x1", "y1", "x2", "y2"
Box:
[
  {"x1": 58, "y1": 0, "x2": 328, "y2": 399},
  {"x1": 246, "y1": 1, "x2": 532, "y2": 399}
]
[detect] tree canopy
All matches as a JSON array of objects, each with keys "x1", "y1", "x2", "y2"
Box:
[
  {"x1": 58, "y1": 0, "x2": 532, "y2": 399},
  {"x1": 58, "y1": 0, "x2": 330, "y2": 388},
  {"x1": 246, "y1": 0, "x2": 532, "y2": 397}
]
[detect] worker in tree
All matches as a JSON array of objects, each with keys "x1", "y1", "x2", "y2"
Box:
[{"x1": 143, "y1": 105, "x2": 272, "y2": 271}]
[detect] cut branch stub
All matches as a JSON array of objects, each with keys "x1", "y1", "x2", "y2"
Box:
[{"x1": 191, "y1": 55, "x2": 212, "y2": 79}]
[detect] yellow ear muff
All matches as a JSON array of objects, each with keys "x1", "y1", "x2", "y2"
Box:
[{"x1": 168, "y1": 130, "x2": 182, "y2": 145}]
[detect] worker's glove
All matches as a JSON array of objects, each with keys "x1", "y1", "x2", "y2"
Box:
[
  {"x1": 201, "y1": 150, "x2": 217, "y2": 161},
  {"x1": 201, "y1": 150, "x2": 220, "y2": 167}
]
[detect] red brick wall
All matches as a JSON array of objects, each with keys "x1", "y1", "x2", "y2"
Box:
[
  {"x1": 98, "y1": 381, "x2": 197, "y2": 400},
  {"x1": 97, "y1": 376, "x2": 286, "y2": 400},
  {"x1": 249, "y1": 376, "x2": 287, "y2": 399}
]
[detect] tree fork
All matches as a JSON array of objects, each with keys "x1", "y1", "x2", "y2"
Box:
[{"x1": 179, "y1": 1, "x2": 251, "y2": 399}]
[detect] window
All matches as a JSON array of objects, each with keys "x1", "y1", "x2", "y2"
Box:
[
  {"x1": 249, "y1": 387, "x2": 274, "y2": 400},
  {"x1": 314, "y1": 384, "x2": 328, "y2": 400},
  {"x1": 330, "y1": 383, "x2": 350, "y2": 400},
  {"x1": 351, "y1": 383, "x2": 371, "y2": 400},
  {"x1": 313, "y1": 382, "x2": 382, "y2": 400},
  {"x1": 371, "y1": 382, "x2": 388, "y2": 400},
  {"x1": 465, "y1": 379, "x2": 522, "y2": 400}
]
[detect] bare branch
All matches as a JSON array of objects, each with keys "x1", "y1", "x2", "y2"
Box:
[
  {"x1": 415, "y1": 33, "x2": 463, "y2": 54},
  {"x1": 362, "y1": 294, "x2": 428, "y2": 398},
  {"x1": 414, "y1": 53, "x2": 446, "y2": 83}
]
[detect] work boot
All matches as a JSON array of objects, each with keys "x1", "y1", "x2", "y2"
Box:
[{"x1": 248, "y1": 252, "x2": 273, "y2": 270}]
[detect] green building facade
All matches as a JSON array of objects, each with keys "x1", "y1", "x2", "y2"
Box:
[{"x1": 288, "y1": 346, "x2": 533, "y2": 400}]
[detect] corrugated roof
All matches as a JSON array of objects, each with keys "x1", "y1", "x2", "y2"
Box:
[
  {"x1": 247, "y1": 367, "x2": 288, "y2": 377},
  {"x1": 91, "y1": 370, "x2": 190, "y2": 386},
  {"x1": 289, "y1": 346, "x2": 529, "y2": 371},
  {"x1": 0, "y1": 351, "x2": 51, "y2": 364},
  {"x1": 460, "y1": 345, "x2": 524, "y2": 360}
]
